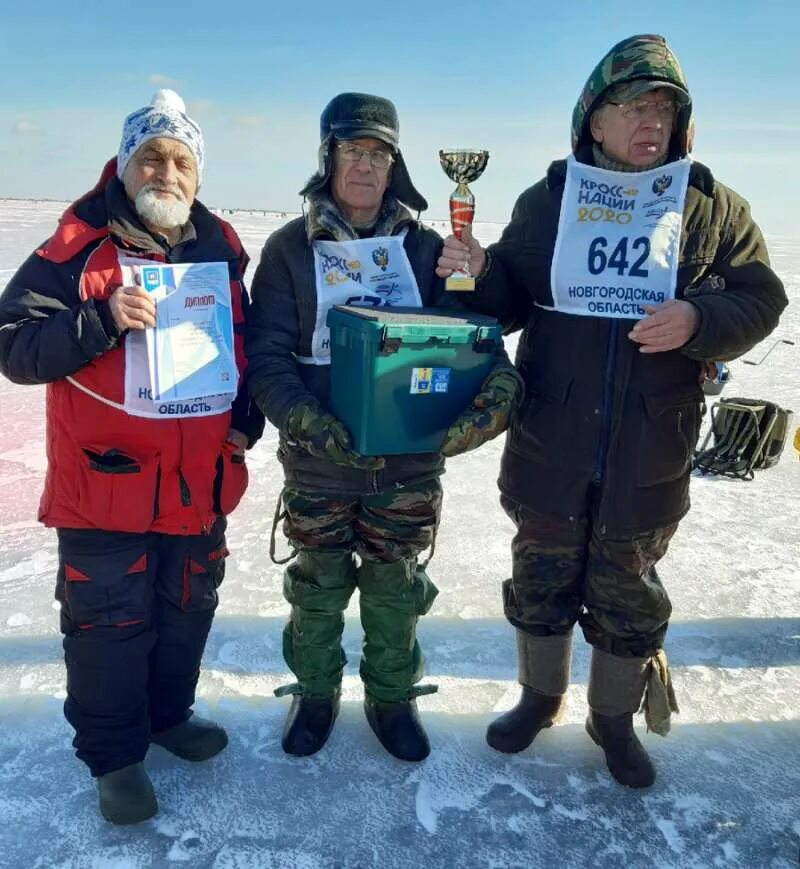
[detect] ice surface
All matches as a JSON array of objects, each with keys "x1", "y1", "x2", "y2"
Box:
[{"x1": 0, "y1": 200, "x2": 797, "y2": 868}]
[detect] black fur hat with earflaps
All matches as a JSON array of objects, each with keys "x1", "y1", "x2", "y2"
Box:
[{"x1": 299, "y1": 92, "x2": 428, "y2": 213}]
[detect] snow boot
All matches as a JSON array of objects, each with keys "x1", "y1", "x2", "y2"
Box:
[
  {"x1": 487, "y1": 687, "x2": 565, "y2": 753},
  {"x1": 97, "y1": 762, "x2": 157, "y2": 825},
  {"x1": 151, "y1": 715, "x2": 228, "y2": 761},
  {"x1": 586, "y1": 647, "x2": 656, "y2": 788},
  {"x1": 487, "y1": 630, "x2": 571, "y2": 753},
  {"x1": 364, "y1": 697, "x2": 430, "y2": 762},
  {"x1": 585, "y1": 711, "x2": 655, "y2": 788},
  {"x1": 281, "y1": 691, "x2": 341, "y2": 757}
]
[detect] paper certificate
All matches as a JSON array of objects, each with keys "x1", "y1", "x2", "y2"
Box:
[{"x1": 122, "y1": 261, "x2": 238, "y2": 401}]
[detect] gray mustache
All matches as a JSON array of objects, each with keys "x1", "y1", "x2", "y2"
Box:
[{"x1": 139, "y1": 184, "x2": 186, "y2": 203}]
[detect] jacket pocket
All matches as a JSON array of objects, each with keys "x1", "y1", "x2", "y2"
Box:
[
  {"x1": 75, "y1": 445, "x2": 159, "y2": 532},
  {"x1": 56, "y1": 543, "x2": 152, "y2": 632},
  {"x1": 215, "y1": 441, "x2": 249, "y2": 515},
  {"x1": 637, "y1": 391, "x2": 703, "y2": 487},
  {"x1": 179, "y1": 525, "x2": 228, "y2": 613},
  {"x1": 509, "y1": 371, "x2": 573, "y2": 458}
]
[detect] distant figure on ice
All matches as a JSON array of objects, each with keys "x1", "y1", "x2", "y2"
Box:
[
  {"x1": 437, "y1": 34, "x2": 787, "y2": 787},
  {"x1": 0, "y1": 90, "x2": 264, "y2": 823},
  {"x1": 246, "y1": 93, "x2": 521, "y2": 762}
]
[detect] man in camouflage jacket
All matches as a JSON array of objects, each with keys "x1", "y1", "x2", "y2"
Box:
[
  {"x1": 246, "y1": 92, "x2": 521, "y2": 763},
  {"x1": 437, "y1": 35, "x2": 787, "y2": 787}
]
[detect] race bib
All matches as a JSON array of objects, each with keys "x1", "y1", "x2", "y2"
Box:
[
  {"x1": 301, "y1": 231, "x2": 422, "y2": 364},
  {"x1": 549, "y1": 155, "x2": 691, "y2": 319}
]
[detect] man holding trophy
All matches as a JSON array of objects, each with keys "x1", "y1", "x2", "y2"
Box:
[
  {"x1": 437, "y1": 34, "x2": 786, "y2": 787},
  {"x1": 246, "y1": 93, "x2": 522, "y2": 763},
  {"x1": 0, "y1": 90, "x2": 264, "y2": 823}
]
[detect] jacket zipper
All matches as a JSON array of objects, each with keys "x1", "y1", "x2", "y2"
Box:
[
  {"x1": 153, "y1": 467, "x2": 161, "y2": 520},
  {"x1": 177, "y1": 420, "x2": 212, "y2": 534},
  {"x1": 593, "y1": 319, "x2": 620, "y2": 484},
  {"x1": 178, "y1": 468, "x2": 191, "y2": 507}
]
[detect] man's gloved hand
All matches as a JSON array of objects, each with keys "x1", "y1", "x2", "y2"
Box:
[
  {"x1": 286, "y1": 400, "x2": 385, "y2": 470},
  {"x1": 441, "y1": 369, "x2": 523, "y2": 458}
]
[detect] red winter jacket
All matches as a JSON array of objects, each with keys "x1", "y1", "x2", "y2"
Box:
[{"x1": 0, "y1": 160, "x2": 263, "y2": 535}]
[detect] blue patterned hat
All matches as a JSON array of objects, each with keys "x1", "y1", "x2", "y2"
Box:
[{"x1": 117, "y1": 89, "x2": 205, "y2": 184}]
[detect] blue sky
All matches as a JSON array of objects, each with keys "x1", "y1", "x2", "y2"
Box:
[{"x1": 1, "y1": 0, "x2": 798, "y2": 233}]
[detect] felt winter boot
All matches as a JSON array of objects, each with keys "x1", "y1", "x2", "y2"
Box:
[
  {"x1": 586, "y1": 647, "x2": 655, "y2": 788},
  {"x1": 151, "y1": 715, "x2": 228, "y2": 761},
  {"x1": 487, "y1": 631, "x2": 571, "y2": 753},
  {"x1": 585, "y1": 709, "x2": 655, "y2": 788},
  {"x1": 97, "y1": 762, "x2": 157, "y2": 825}
]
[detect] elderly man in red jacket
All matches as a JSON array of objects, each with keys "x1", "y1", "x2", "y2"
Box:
[{"x1": 0, "y1": 90, "x2": 263, "y2": 824}]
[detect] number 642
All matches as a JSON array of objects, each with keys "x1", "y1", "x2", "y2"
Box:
[{"x1": 588, "y1": 236, "x2": 650, "y2": 277}]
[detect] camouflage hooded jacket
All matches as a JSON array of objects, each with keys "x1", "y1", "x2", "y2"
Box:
[{"x1": 467, "y1": 34, "x2": 787, "y2": 536}]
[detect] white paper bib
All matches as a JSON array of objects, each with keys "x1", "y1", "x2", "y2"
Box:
[
  {"x1": 301, "y1": 230, "x2": 422, "y2": 364},
  {"x1": 548, "y1": 155, "x2": 691, "y2": 319}
]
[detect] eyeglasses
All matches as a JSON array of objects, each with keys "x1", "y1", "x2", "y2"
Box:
[
  {"x1": 607, "y1": 98, "x2": 677, "y2": 121},
  {"x1": 336, "y1": 143, "x2": 394, "y2": 170}
]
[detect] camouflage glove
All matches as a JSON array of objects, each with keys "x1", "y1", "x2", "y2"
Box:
[
  {"x1": 286, "y1": 401, "x2": 385, "y2": 470},
  {"x1": 441, "y1": 370, "x2": 523, "y2": 458}
]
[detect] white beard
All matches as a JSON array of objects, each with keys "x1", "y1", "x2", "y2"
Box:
[{"x1": 134, "y1": 184, "x2": 191, "y2": 230}]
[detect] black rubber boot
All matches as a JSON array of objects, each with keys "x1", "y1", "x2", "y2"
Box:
[
  {"x1": 282, "y1": 693, "x2": 340, "y2": 757},
  {"x1": 364, "y1": 698, "x2": 430, "y2": 762},
  {"x1": 486, "y1": 686, "x2": 565, "y2": 753},
  {"x1": 151, "y1": 715, "x2": 228, "y2": 761},
  {"x1": 586, "y1": 710, "x2": 656, "y2": 788},
  {"x1": 97, "y1": 762, "x2": 158, "y2": 825}
]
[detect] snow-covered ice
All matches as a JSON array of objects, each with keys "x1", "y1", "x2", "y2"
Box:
[{"x1": 0, "y1": 199, "x2": 797, "y2": 868}]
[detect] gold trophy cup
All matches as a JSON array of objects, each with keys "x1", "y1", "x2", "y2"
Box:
[{"x1": 439, "y1": 149, "x2": 489, "y2": 291}]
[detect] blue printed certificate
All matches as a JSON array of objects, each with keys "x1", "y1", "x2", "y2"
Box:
[{"x1": 132, "y1": 262, "x2": 238, "y2": 401}]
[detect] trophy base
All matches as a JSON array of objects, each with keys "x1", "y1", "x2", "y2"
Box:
[{"x1": 445, "y1": 274, "x2": 475, "y2": 292}]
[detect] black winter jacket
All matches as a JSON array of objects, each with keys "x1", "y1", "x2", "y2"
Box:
[
  {"x1": 470, "y1": 158, "x2": 787, "y2": 535},
  {"x1": 246, "y1": 208, "x2": 460, "y2": 495}
]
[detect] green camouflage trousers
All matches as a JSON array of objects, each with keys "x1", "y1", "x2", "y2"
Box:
[
  {"x1": 501, "y1": 494, "x2": 677, "y2": 658},
  {"x1": 279, "y1": 480, "x2": 441, "y2": 701}
]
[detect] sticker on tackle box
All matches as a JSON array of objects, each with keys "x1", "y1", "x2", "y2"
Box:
[{"x1": 410, "y1": 367, "x2": 451, "y2": 395}]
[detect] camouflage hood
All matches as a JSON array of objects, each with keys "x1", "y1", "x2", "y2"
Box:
[{"x1": 571, "y1": 34, "x2": 693, "y2": 158}]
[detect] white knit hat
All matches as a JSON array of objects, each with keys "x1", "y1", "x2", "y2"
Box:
[{"x1": 117, "y1": 89, "x2": 205, "y2": 184}]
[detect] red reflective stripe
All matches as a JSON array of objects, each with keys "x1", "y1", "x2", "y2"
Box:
[
  {"x1": 127, "y1": 554, "x2": 147, "y2": 575},
  {"x1": 65, "y1": 564, "x2": 90, "y2": 582},
  {"x1": 115, "y1": 619, "x2": 144, "y2": 628},
  {"x1": 78, "y1": 624, "x2": 95, "y2": 630},
  {"x1": 181, "y1": 556, "x2": 191, "y2": 609},
  {"x1": 209, "y1": 546, "x2": 229, "y2": 563}
]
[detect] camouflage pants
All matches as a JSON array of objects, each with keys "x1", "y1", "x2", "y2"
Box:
[
  {"x1": 282, "y1": 481, "x2": 442, "y2": 561},
  {"x1": 501, "y1": 494, "x2": 677, "y2": 658},
  {"x1": 279, "y1": 480, "x2": 441, "y2": 700}
]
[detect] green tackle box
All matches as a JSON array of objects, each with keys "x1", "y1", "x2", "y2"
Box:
[{"x1": 327, "y1": 305, "x2": 502, "y2": 455}]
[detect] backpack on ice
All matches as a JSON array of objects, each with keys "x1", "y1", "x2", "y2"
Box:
[{"x1": 693, "y1": 397, "x2": 793, "y2": 480}]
